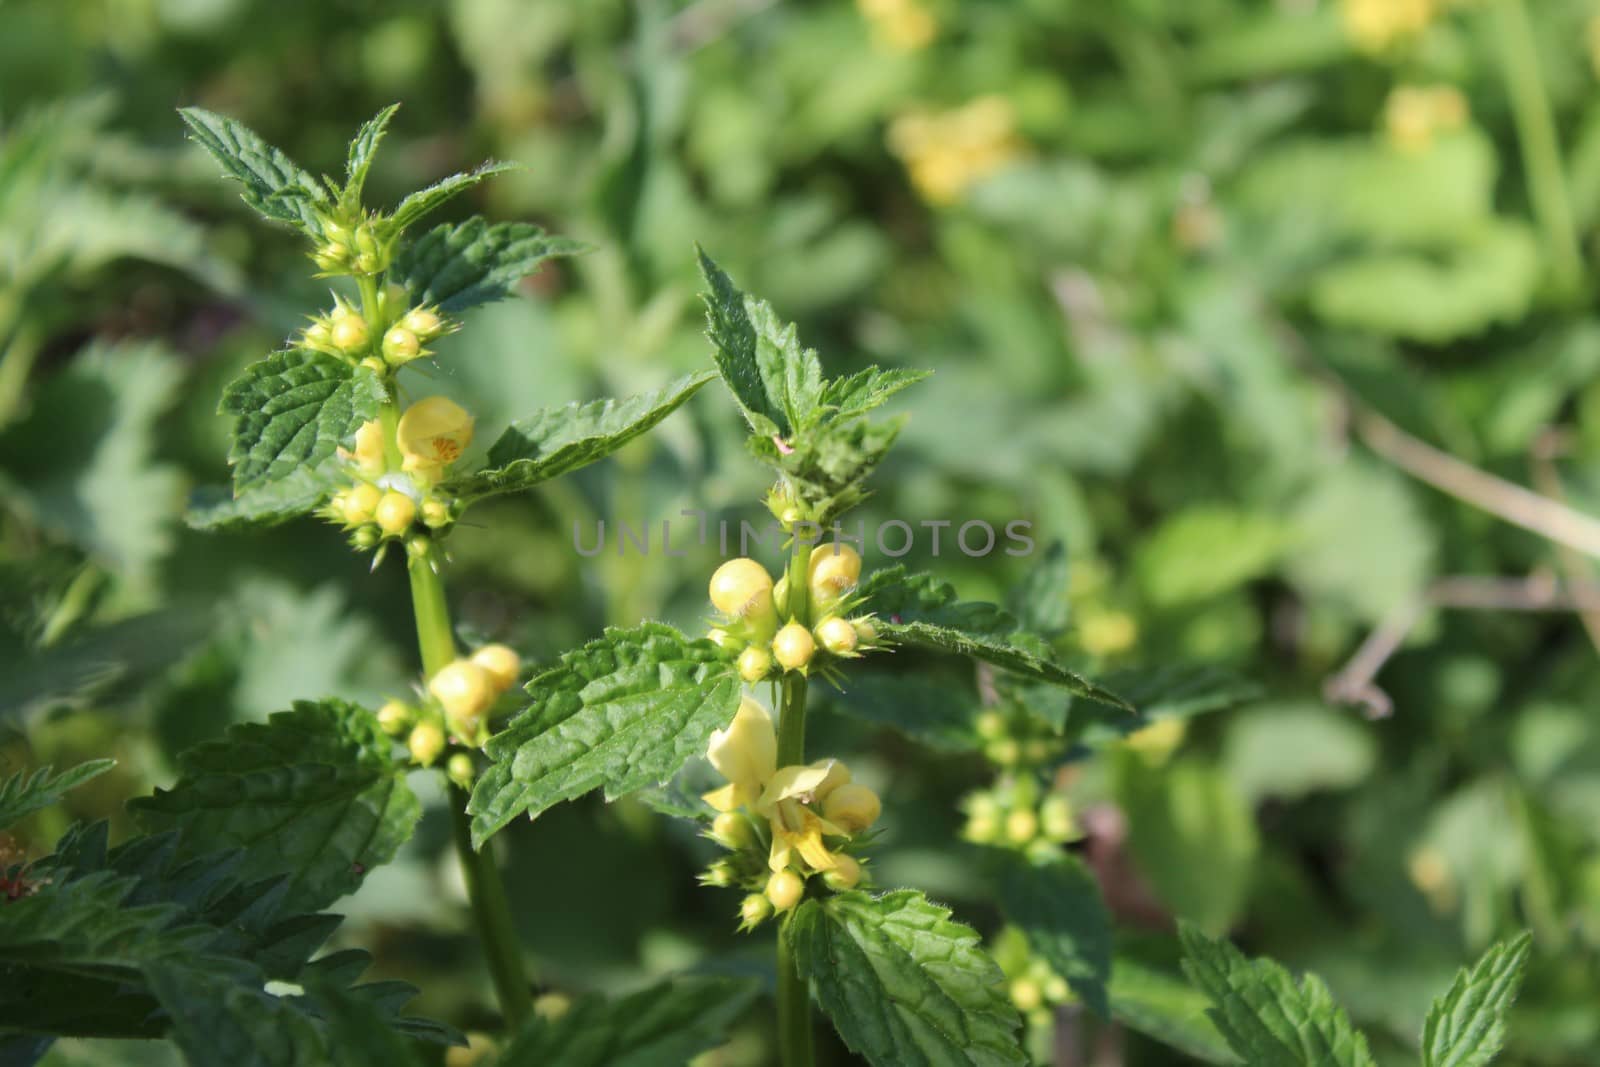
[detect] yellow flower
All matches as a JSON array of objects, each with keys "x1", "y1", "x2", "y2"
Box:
[
  {"x1": 857, "y1": 0, "x2": 936, "y2": 52},
  {"x1": 757, "y1": 761, "x2": 850, "y2": 872},
  {"x1": 888, "y1": 96, "x2": 1025, "y2": 206},
  {"x1": 703, "y1": 696, "x2": 779, "y2": 814},
  {"x1": 397, "y1": 396, "x2": 474, "y2": 481},
  {"x1": 1383, "y1": 85, "x2": 1468, "y2": 153},
  {"x1": 821, "y1": 782, "x2": 881, "y2": 833},
  {"x1": 1341, "y1": 0, "x2": 1436, "y2": 53},
  {"x1": 352, "y1": 419, "x2": 387, "y2": 476}
]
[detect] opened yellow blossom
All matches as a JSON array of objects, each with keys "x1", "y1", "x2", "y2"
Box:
[
  {"x1": 888, "y1": 96, "x2": 1025, "y2": 205},
  {"x1": 703, "y1": 696, "x2": 779, "y2": 814},
  {"x1": 856, "y1": 0, "x2": 936, "y2": 52},
  {"x1": 1341, "y1": 0, "x2": 1435, "y2": 53},
  {"x1": 397, "y1": 396, "x2": 475, "y2": 481}
]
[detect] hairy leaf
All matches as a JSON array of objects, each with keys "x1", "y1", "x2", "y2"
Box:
[
  {"x1": 448, "y1": 373, "x2": 713, "y2": 501},
  {"x1": 186, "y1": 466, "x2": 338, "y2": 531},
  {"x1": 388, "y1": 161, "x2": 517, "y2": 233},
  {"x1": 1420, "y1": 933, "x2": 1532, "y2": 1067},
  {"x1": 1110, "y1": 958, "x2": 1238, "y2": 1065},
  {"x1": 820, "y1": 366, "x2": 932, "y2": 424},
  {"x1": 697, "y1": 247, "x2": 818, "y2": 437},
  {"x1": 1179, "y1": 924, "x2": 1376, "y2": 1067},
  {"x1": 219, "y1": 349, "x2": 385, "y2": 491},
  {"x1": 995, "y1": 851, "x2": 1112, "y2": 1016},
  {"x1": 343, "y1": 103, "x2": 400, "y2": 208},
  {"x1": 787, "y1": 889, "x2": 1024, "y2": 1067},
  {"x1": 389, "y1": 217, "x2": 586, "y2": 313},
  {"x1": 469, "y1": 623, "x2": 741, "y2": 846},
  {"x1": 0, "y1": 759, "x2": 114, "y2": 831},
  {"x1": 497, "y1": 976, "x2": 759, "y2": 1067},
  {"x1": 130, "y1": 700, "x2": 418, "y2": 915},
  {"x1": 178, "y1": 108, "x2": 328, "y2": 234}
]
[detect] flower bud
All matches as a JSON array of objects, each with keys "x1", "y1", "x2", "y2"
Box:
[
  {"x1": 408, "y1": 721, "x2": 446, "y2": 766},
  {"x1": 772, "y1": 621, "x2": 815, "y2": 672},
  {"x1": 739, "y1": 892, "x2": 773, "y2": 929},
  {"x1": 312, "y1": 242, "x2": 350, "y2": 273},
  {"x1": 963, "y1": 811, "x2": 1000, "y2": 844},
  {"x1": 330, "y1": 312, "x2": 369, "y2": 353},
  {"x1": 375, "y1": 491, "x2": 416, "y2": 536},
  {"x1": 402, "y1": 308, "x2": 443, "y2": 336},
  {"x1": 765, "y1": 868, "x2": 805, "y2": 911},
  {"x1": 771, "y1": 574, "x2": 791, "y2": 616},
  {"x1": 975, "y1": 710, "x2": 1007, "y2": 740},
  {"x1": 376, "y1": 699, "x2": 414, "y2": 736},
  {"x1": 429, "y1": 659, "x2": 495, "y2": 726},
  {"x1": 471, "y1": 643, "x2": 521, "y2": 693},
  {"x1": 398, "y1": 396, "x2": 475, "y2": 481},
  {"x1": 814, "y1": 616, "x2": 857, "y2": 656},
  {"x1": 808, "y1": 544, "x2": 861, "y2": 607},
  {"x1": 822, "y1": 853, "x2": 862, "y2": 891},
  {"x1": 444, "y1": 1033, "x2": 497, "y2": 1067},
  {"x1": 1043, "y1": 975, "x2": 1071, "y2": 1004},
  {"x1": 303, "y1": 320, "x2": 332, "y2": 349},
  {"x1": 822, "y1": 783, "x2": 881, "y2": 833},
  {"x1": 702, "y1": 859, "x2": 738, "y2": 888},
  {"x1": 383, "y1": 325, "x2": 422, "y2": 365},
  {"x1": 1005, "y1": 807, "x2": 1039, "y2": 846},
  {"x1": 711, "y1": 811, "x2": 753, "y2": 850},
  {"x1": 737, "y1": 645, "x2": 773, "y2": 683},
  {"x1": 1010, "y1": 977, "x2": 1043, "y2": 1013},
  {"x1": 446, "y1": 752, "x2": 476, "y2": 788},
  {"x1": 853, "y1": 617, "x2": 878, "y2": 644},
  {"x1": 985, "y1": 738, "x2": 1021, "y2": 766},
  {"x1": 709, "y1": 558, "x2": 776, "y2": 621},
  {"x1": 1041, "y1": 795, "x2": 1077, "y2": 842},
  {"x1": 343, "y1": 482, "x2": 382, "y2": 525},
  {"x1": 421, "y1": 498, "x2": 452, "y2": 528}
]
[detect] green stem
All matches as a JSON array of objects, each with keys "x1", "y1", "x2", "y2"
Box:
[
  {"x1": 406, "y1": 536, "x2": 532, "y2": 1029},
  {"x1": 774, "y1": 665, "x2": 812, "y2": 1067},
  {"x1": 1495, "y1": 0, "x2": 1584, "y2": 300}
]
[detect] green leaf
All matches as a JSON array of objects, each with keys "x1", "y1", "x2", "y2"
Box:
[
  {"x1": 832, "y1": 660, "x2": 984, "y2": 751},
  {"x1": 0, "y1": 760, "x2": 114, "y2": 831},
  {"x1": 1133, "y1": 508, "x2": 1291, "y2": 607},
  {"x1": 1110, "y1": 958, "x2": 1238, "y2": 1065},
  {"x1": 858, "y1": 566, "x2": 1132, "y2": 711},
  {"x1": 219, "y1": 348, "x2": 386, "y2": 491},
  {"x1": 820, "y1": 366, "x2": 933, "y2": 424},
  {"x1": 388, "y1": 161, "x2": 518, "y2": 234},
  {"x1": 185, "y1": 466, "x2": 338, "y2": 532},
  {"x1": 447, "y1": 373, "x2": 714, "y2": 502},
  {"x1": 995, "y1": 851, "x2": 1112, "y2": 1016},
  {"x1": 389, "y1": 217, "x2": 586, "y2": 313},
  {"x1": 178, "y1": 107, "x2": 329, "y2": 234},
  {"x1": 1063, "y1": 663, "x2": 1260, "y2": 744},
  {"x1": 343, "y1": 103, "x2": 400, "y2": 209},
  {"x1": 787, "y1": 889, "x2": 1025, "y2": 1067},
  {"x1": 1179, "y1": 923, "x2": 1376, "y2": 1067},
  {"x1": 469, "y1": 623, "x2": 742, "y2": 847},
  {"x1": 1004, "y1": 541, "x2": 1072, "y2": 637},
  {"x1": 697, "y1": 247, "x2": 821, "y2": 437},
  {"x1": 1420, "y1": 933, "x2": 1532, "y2": 1067},
  {"x1": 497, "y1": 976, "x2": 759, "y2": 1067},
  {"x1": 129, "y1": 701, "x2": 418, "y2": 916},
  {"x1": 1223, "y1": 702, "x2": 1376, "y2": 803}
]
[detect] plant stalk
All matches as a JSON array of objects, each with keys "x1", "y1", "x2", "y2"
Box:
[{"x1": 774, "y1": 518, "x2": 816, "y2": 1067}]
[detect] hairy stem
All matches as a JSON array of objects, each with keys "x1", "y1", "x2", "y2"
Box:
[
  {"x1": 406, "y1": 504, "x2": 532, "y2": 1028},
  {"x1": 775, "y1": 668, "x2": 813, "y2": 1067}
]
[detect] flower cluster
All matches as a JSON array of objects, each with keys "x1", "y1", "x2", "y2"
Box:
[
  {"x1": 991, "y1": 927, "x2": 1080, "y2": 1023},
  {"x1": 378, "y1": 643, "x2": 522, "y2": 774},
  {"x1": 324, "y1": 396, "x2": 474, "y2": 547},
  {"x1": 888, "y1": 96, "x2": 1025, "y2": 205},
  {"x1": 310, "y1": 216, "x2": 393, "y2": 277},
  {"x1": 705, "y1": 545, "x2": 881, "y2": 683},
  {"x1": 1383, "y1": 84, "x2": 1468, "y2": 153},
  {"x1": 1340, "y1": 0, "x2": 1436, "y2": 53},
  {"x1": 301, "y1": 286, "x2": 454, "y2": 375},
  {"x1": 960, "y1": 777, "x2": 1080, "y2": 858},
  {"x1": 855, "y1": 0, "x2": 936, "y2": 53},
  {"x1": 700, "y1": 696, "x2": 882, "y2": 925}
]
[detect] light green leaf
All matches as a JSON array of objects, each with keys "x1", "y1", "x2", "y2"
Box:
[
  {"x1": 219, "y1": 348, "x2": 386, "y2": 491},
  {"x1": 343, "y1": 103, "x2": 400, "y2": 208},
  {"x1": 858, "y1": 566, "x2": 1132, "y2": 710},
  {"x1": 469, "y1": 623, "x2": 742, "y2": 847},
  {"x1": 178, "y1": 107, "x2": 329, "y2": 234},
  {"x1": 1133, "y1": 508, "x2": 1290, "y2": 607},
  {"x1": 447, "y1": 373, "x2": 713, "y2": 503},
  {"x1": 1420, "y1": 933, "x2": 1532, "y2": 1067},
  {"x1": 787, "y1": 889, "x2": 1025, "y2": 1067},
  {"x1": 0, "y1": 760, "x2": 115, "y2": 831},
  {"x1": 1179, "y1": 924, "x2": 1377, "y2": 1067},
  {"x1": 388, "y1": 217, "x2": 586, "y2": 313},
  {"x1": 820, "y1": 366, "x2": 932, "y2": 424},
  {"x1": 388, "y1": 161, "x2": 518, "y2": 233},
  {"x1": 1064, "y1": 663, "x2": 1260, "y2": 744},
  {"x1": 130, "y1": 701, "x2": 419, "y2": 915},
  {"x1": 185, "y1": 466, "x2": 338, "y2": 531},
  {"x1": 1004, "y1": 542, "x2": 1072, "y2": 637},
  {"x1": 995, "y1": 851, "x2": 1112, "y2": 1016},
  {"x1": 1110, "y1": 958, "x2": 1238, "y2": 1064},
  {"x1": 496, "y1": 976, "x2": 759, "y2": 1067},
  {"x1": 1223, "y1": 702, "x2": 1376, "y2": 803}
]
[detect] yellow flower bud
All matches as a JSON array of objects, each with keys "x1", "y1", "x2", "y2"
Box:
[
  {"x1": 375, "y1": 491, "x2": 416, "y2": 536},
  {"x1": 963, "y1": 811, "x2": 1000, "y2": 844},
  {"x1": 822, "y1": 853, "x2": 862, "y2": 891},
  {"x1": 402, "y1": 308, "x2": 443, "y2": 336},
  {"x1": 712, "y1": 811, "x2": 753, "y2": 850},
  {"x1": 1043, "y1": 975, "x2": 1071, "y2": 1004},
  {"x1": 739, "y1": 892, "x2": 773, "y2": 928},
  {"x1": 853, "y1": 617, "x2": 878, "y2": 644},
  {"x1": 444, "y1": 1032, "x2": 498, "y2": 1067},
  {"x1": 376, "y1": 699, "x2": 414, "y2": 736},
  {"x1": 421, "y1": 498, "x2": 451, "y2": 528},
  {"x1": 702, "y1": 859, "x2": 738, "y2": 888},
  {"x1": 303, "y1": 320, "x2": 332, "y2": 349},
  {"x1": 766, "y1": 868, "x2": 806, "y2": 912},
  {"x1": 429, "y1": 659, "x2": 496, "y2": 726},
  {"x1": 814, "y1": 616, "x2": 857, "y2": 656},
  {"x1": 1010, "y1": 977, "x2": 1044, "y2": 1013},
  {"x1": 533, "y1": 993, "x2": 571, "y2": 1022},
  {"x1": 738, "y1": 644, "x2": 773, "y2": 683},
  {"x1": 821, "y1": 783, "x2": 881, "y2": 833},
  {"x1": 312, "y1": 242, "x2": 350, "y2": 273},
  {"x1": 383, "y1": 325, "x2": 422, "y2": 365},
  {"x1": 352, "y1": 422, "x2": 385, "y2": 481},
  {"x1": 1005, "y1": 807, "x2": 1039, "y2": 845},
  {"x1": 350, "y1": 524, "x2": 381, "y2": 550},
  {"x1": 807, "y1": 543, "x2": 861, "y2": 606},
  {"x1": 398, "y1": 396, "x2": 474, "y2": 479},
  {"x1": 772, "y1": 621, "x2": 815, "y2": 672},
  {"x1": 446, "y1": 751, "x2": 476, "y2": 788},
  {"x1": 330, "y1": 312, "x2": 369, "y2": 353},
  {"x1": 470, "y1": 643, "x2": 521, "y2": 693},
  {"x1": 408, "y1": 721, "x2": 446, "y2": 766},
  {"x1": 1040, "y1": 795, "x2": 1078, "y2": 842},
  {"x1": 975, "y1": 710, "x2": 1007, "y2": 740},
  {"x1": 709, "y1": 558, "x2": 776, "y2": 620},
  {"x1": 343, "y1": 482, "x2": 382, "y2": 525}
]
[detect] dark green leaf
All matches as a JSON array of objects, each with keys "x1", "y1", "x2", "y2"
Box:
[
  {"x1": 469, "y1": 623, "x2": 742, "y2": 847},
  {"x1": 787, "y1": 889, "x2": 1025, "y2": 1067},
  {"x1": 389, "y1": 217, "x2": 586, "y2": 313},
  {"x1": 388, "y1": 161, "x2": 518, "y2": 233},
  {"x1": 179, "y1": 108, "x2": 329, "y2": 234},
  {"x1": 1004, "y1": 542, "x2": 1072, "y2": 637},
  {"x1": 995, "y1": 851, "x2": 1112, "y2": 1016},
  {"x1": 185, "y1": 466, "x2": 338, "y2": 531},
  {"x1": 0, "y1": 759, "x2": 115, "y2": 830},
  {"x1": 1109, "y1": 958, "x2": 1238, "y2": 1065},
  {"x1": 1420, "y1": 933, "x2": 1532, "y2": 1067},
  {"x1": 697, "y1": 247, "x2": 820, "y2": 437}
]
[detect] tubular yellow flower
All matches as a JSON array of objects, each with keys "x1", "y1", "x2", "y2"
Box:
[
  {"x1": 375, "y1": 491, "x2": 416, "y2": 536},
  {"x1": 407, "y1": 721, "x2": 446, "y2": 767},
  {"x1": 702, "y1": 696, "x2": 778, "y2": 813},
  {"x1": 821, "y1": 783, "x2": 881, "y2": 833},
  {"x1": 429, "y1": 659, "x2": 496, "y2": 728},
  {"x1": 757, "y1": 762, "x2": 848, "y2": 872},
  {"x1": 814, "y1": 616, "x2": 858, "y2": 656},
  {"x1": 772, "y1": 621, "x2": 815, "y2": 672},
  {"x1": 471, "y1": 643, "x2": 521, "y2": 693},
  {"x1": 822, "y1": 852, "x2": 862, "y2": 891},
  {"x1": 352, "y1": 419, "x2": 387, "y2": 476},
  {"x1": 397, "y1": 396, "x2": 475, "y2": 480},
  {"x1": 807, "y1": 543, "x2": 861, "y2": 607},
  {"x1": 709, "y1": 558, "x2": 776, "y2": 620},
  {"x1": 737, "y1": 644, "x2": 773, "y2": 683},
  {"x1": 765, "y1": 869, "x2": 805, "y2": 912}
]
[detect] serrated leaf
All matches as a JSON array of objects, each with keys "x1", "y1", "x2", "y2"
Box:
[
  {"x1": 496, "y1": 976, "x2": 759, "y2": 1067},
  {"x1": 820, "y1": 366, "x2": 932, "y2": 423},
  {"x1": 1063, "y1": 664, "x2": 1259, "y2": 745},
  {"x1": 1109, "y1": 958, "x2": 1238, "y2": 1065},
  {"x1": 178, "y1": 107, "x2": 328, "y2": 234},
  {"x1": 1179, "y1": 923, "x2": 1377, "y2": 1067},
  {"x1": 130, "y1": 701, "x2": 418, "y2": 916},
  {"x1": 388, "y1": 217, "x2": 586, "y2": 313},
  {"x1": 343, "y1": 103, "x2": 400, "y2": 208},
  {"x1": 787, "y1": 889, "x2": 1025, "y2": 1067},
  {"x1": 185, "y1": 466, "x2": 338, "y2": 531},
  {"x1": 388, "y1": 161, "x2": 517, "y2": 233},
  {"x1": 219, "y1": 348, "x2": 385, "y2": 491},
  {"x1": 0, "y1": 759, "x2": 114, "y2": 830},
  {"x1": 469, "y1": 623, "x2": 742, "y2": 847},
  {"x1": 832, "y1": 660, "x2": 983, "y2": 751},
  {"x1": 995, "y1": 851, "x2": 1112, "y2": 1017},
  {"x1": 858, "y1": 566, "x2": 1131, "y2": 711},
  {"x1": 1004, "y1": 542, "x2": 1072, "y2": 637},
  {"x1": 1420, "y1": 933, "x2": 1532, "y2": 1067},
  {"x1": 447, "y1": 373, "x2": 713, "y2": 502}
]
